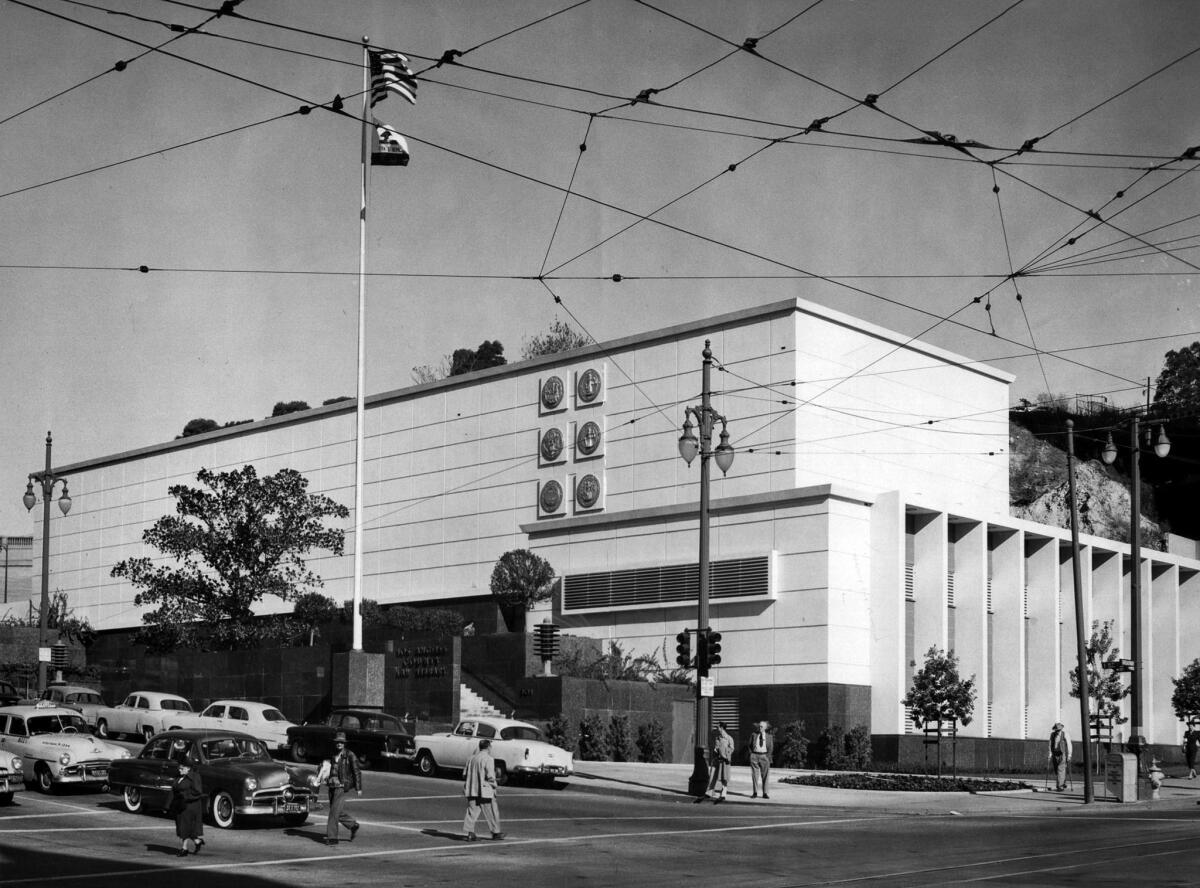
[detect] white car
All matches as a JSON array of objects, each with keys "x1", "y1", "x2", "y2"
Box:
[
  {"x1": 186, "y1": 700, "x2": 297, "y2": 754},
  {"x1": 0, "y1": 703, "x2": 132, "y2": 793},
  {"x1": 412, "y1": 716, "x2": 573, "y2": 785},
  {"x1": 96, "y1": 691, "x2": 195, "y2": 741},
  {"x1": 38, "y1": 684, "x2": 108, "y2": 728}
]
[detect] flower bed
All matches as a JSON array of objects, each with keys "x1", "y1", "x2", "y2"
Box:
[{"x1": 779, "y1": 773, "x2": 1032, "y2": 793}]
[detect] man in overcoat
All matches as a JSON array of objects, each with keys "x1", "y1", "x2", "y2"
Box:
[
  {"x1": 463, "y1": 738, "x2": 504, "y2": 841},
  {"x1": 1049, "y1": 722, "x2": 1072, "y2": 791}
]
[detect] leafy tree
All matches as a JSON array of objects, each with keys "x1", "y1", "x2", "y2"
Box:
[
  {"x1": 1068, "y1": 619, "x2": 1130, "y2": 727},
  {"x1": 1170, "y1": 658, "x2": 1200, "y2": 722},
  {"x1": 903, "y1": 646, "x2": 976, "y2": 729},
  {"x1": 776, "y1": 720, "x2": 809, "y2": 768},
  {"x1": 111, "y1": 465, "x2": 349, "y2": 651},
  {"x1": 223, "y1": 419, "x2": 253, "y2": 428},
  {"x1": 1153, "y1": 342, "x2": 1200, "y2": 413},
  {"x1": 521, "y1": 318, "x2": 591, "y2": 360},
  {"x1": 383, "y1": 605, "x2": 465, "y2": 636},
  {"x1": 450, "y1": 340, "x2": 506, "y2": 376},
  {"x1": 813, "y1": 724, "x2": 849, "y2": 770},
  {"x1": 14, "y1": 590, "x2": 95, "y2": 647},
  {"x1": 845, "y1": 725, "x2": 873, "y2": 770},
  {"x1": 271, "y1": 400, "x2": 311, "y2": 417},
  {"x1": 341, "y1": 597, "x2": 385, "y2": 627},
  {"x1": 322, "y1": 396, "x2": 353, "y2": 406},
  {"x1": 179, "y1": 418, "x2": 219, "y2": 438},
  {"x1": 293, "y1": 592, "x2": 339, "y2": 646},
  {"x1": 636, "y1": 719, "x2": 666, "y2": 763},
  {"x1": 544, "y1": 713, "x2": 578, "y2": 753},
  {"x1": 411, "y1": 358, "x2": 450, "y2": 385},
  {"x1": 490, "y1": 549, "x2": 555, "y2": 612},
  {"x1": 578, "y1": 713, "x2": 608, "y2": 761},
  {"x1": 606, "y1": 714, "x2": 634, "y2": 762}
]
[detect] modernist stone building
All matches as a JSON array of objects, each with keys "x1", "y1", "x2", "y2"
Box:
[{"x1": 31, "y1": 298, "x2": 1200, "y2": 755}]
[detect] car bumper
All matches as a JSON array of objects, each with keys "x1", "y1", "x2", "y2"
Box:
[
  {"x1": 53, "y1": 763, "x2": 112, "y2": 786},
  {"x1": 513, "y1": 764, "x2": 573, "y2": 777},
  {"x1": 0, "y1": 775, "x2": 26, "y2": 794},
  {"x1": 235, "y1": 798, "x2": 314, "y2": 817},
  {"x1": 381, "y1": 749, "x2": 416, "y2": 761}
]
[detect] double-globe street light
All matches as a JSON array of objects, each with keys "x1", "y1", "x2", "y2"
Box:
[
  {"x1": 677, "y1": 340, "x2": 735, "y2": 796},
  {"x1": 1100, "y1": 413, "x2": 1170, "y2": 769},
  {"x1": 22, "y1": 431, "x2": 72, "y2": 693}
]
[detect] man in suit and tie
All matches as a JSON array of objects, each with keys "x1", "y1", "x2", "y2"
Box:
[
  {"x1": 748, "y1": 720, "x2": 774, "y2": 799},
  {"x1": 463, "y1": 738, "x2": 504, "y2": 841}
]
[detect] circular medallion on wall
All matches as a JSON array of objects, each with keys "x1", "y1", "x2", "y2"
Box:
[
  {"x1": 539, "y1": 480, "x2": 564, "y2": 514},
  {"x1": 577, "y1": 368, "x2": 602, "y2": 403},
  {"x1": 539, "y1": 427, "x2": 564, "y2": 462},
  {"x1": 576, "y1": 421, "x2": 602, "y2": 457},
  {"x1": 540, "y1": 375, "x2": 565, "y2": 410},
  {"x1": 576, "y1": 473, "x2": 601, "y2": 510}
]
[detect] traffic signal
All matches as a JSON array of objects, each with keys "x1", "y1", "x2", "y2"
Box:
[
  {"x1": 536, "y1": 621, "x2": 561, "y2": 660},
  {"x1": 696, "y1": 630, "x2": 709, "y2": 673},
  {"x1": 675, "y1": 631, "x2": 691, "y2": 668},
  {"x1": 707, "y1": 631, "x2": 722, "y2": 667}
]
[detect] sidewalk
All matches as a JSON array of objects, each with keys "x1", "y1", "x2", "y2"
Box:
[{"x1": 561, "y1": 761, "x2": 1200, "y2": 815}]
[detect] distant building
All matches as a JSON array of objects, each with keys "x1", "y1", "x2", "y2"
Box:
[
  {"x1": 28, "y1": 298, "x2": 1200, "y2": 751},
  {"x1": 0, "y1": 536, "x2": 34, "y2": 619}
]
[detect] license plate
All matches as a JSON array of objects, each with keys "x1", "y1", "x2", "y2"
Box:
[{"x1": 277, "y1": 802, "x2": 306, "y2": 814}]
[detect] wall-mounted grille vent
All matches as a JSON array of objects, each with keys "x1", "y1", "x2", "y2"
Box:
[{"x1": 563, "y1": 555, "x2": 770, "y2": 612}]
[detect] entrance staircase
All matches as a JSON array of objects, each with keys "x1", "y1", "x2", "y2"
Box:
[{"x1": 459, "y1": 683, "x2": 504, "y2": 719}]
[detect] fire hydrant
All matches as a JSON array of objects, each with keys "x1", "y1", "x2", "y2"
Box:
[{"x1": 1148, "y1": 758, "x2": 1165, "y2": 800}]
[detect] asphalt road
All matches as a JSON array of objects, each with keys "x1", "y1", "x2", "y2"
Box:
[{"x1": 3, "y1": 765, "x2": 1200, "y2": 887}]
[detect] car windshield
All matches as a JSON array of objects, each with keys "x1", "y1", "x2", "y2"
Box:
[
  {"x1": 499, "y1": 726, "x2": 543, "y2": 742},
  {"x1": 201, "y1": 736, "x2": 268, "y2": 761},
  {"x1": 71, "y1": 692, "x2": 104, "y2": 705},
  {"x1": 261, "y1": 709, "x2": 287, "y2": 723},
  {"x1": 160, "y1": 699, "x2": 193, "y2": 712},
  {"x1": 28, "y1": 714, "x2": 89, "y2": 735}
]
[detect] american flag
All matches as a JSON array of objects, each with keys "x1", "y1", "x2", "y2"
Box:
[{"x1": 369, "y1": 50, "x2": 418, "y2": 107}]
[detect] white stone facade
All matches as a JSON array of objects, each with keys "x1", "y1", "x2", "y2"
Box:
[{"x1": 30, "y1": 297, "x2": 1200, "y2": 745}]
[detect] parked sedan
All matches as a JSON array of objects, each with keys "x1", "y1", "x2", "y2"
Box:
[
  {"x1": 96, "y1": 691, "x2": 195, "y2": 741},
  {"x1": 188, "y1": 701, "x2": 297, "y2": 754},
  {"x1": 0, "y1": 703, "x2": 132, "y2": 793},
  {"x1": 108, "y1": 729, "x2": 318, "y2": 829},
  {"x1": 288, "y1": 708, "x2": 415, "y2": 769},
  {"x1": 38, "y1": 684, "x2": 107, "y2": 728},
  {"x1": 0, "y1": 680, "x2": 22, "y2": 707},
  {"x1": 0, "y1": 748, "x2": 24, "y2": 804},
  {"x1": 412, "y1": 716, "x2": 573, "y2": 785}
]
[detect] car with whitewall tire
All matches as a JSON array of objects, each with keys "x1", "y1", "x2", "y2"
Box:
[
  {"x1": 107, "y1": 729, "x2": 318, "y2": 829},
  {"x1": 95, "y1": 691, "x2": 195, "y2": 741},
  {"x1": 0, "y1": 703, "x2": 131, "y2": 793},
  {"x1": 412, "y1": 717, "x2": 573, "y2": 785}
]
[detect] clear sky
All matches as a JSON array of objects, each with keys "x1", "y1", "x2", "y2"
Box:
[{"x1": 1, "y1": 0, "x2": 1197, "y2": 536}]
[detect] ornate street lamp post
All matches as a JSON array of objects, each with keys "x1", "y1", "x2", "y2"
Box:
[
  {"x1": 678, "y1": 340, "x2": 735, "y2": 796},
  {"x1": 22, "y1": 431, "x2": 72, "y2": 693},
  {"x1": 1101, "y1": 415, "x2": 1170, "y2": 770}
]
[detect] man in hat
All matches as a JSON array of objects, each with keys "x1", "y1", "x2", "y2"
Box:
[
  {"x1": 707, "y1": 722, "x2": 735, "y2": 802},
  {"x1": 463, "y1": 738, "x2": 504, "y2": 841},
  {"x1": 324, "y1": 732, "x2": 362, "y2": 845},
  {"x1": 1049, "y1": 722, "x2": 1071, "y2": 791},
  {"x1": 748, "y1": 720, "x2": 774, "y2": 799}
]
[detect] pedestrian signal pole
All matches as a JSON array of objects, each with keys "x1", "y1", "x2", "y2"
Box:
[{"x1": 536, "y1": 618, "x2": 561, "y2": 676}]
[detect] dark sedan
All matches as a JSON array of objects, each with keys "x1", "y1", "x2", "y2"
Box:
[
  {"x1": 108, "y1": 729, "x2": 318, "y2": 828},
  {"x1": 288, "y1": 708, "x2": 415, "y2": 770}
]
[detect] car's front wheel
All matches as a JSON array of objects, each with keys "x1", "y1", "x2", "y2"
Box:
[
  {"x1": 96, "y1": 719, "x2": 110, "y2": 739},
  {"x1": 210, "y1": 790, "x2": 236, "y2": 829},
  {"x1": 416, "y1": 751, "x2": 437, "y2": 777},
  {"x1": 122, "y1": 786, "x2": 143, "y2": 814},
  {"x1": 493, "y1": 761, "x2": 508, "y2": 786},
  {"x1": 291, "y1": 739, "x2": 312, "y2": 764},
  {"x1": 141, "y1": 726, "x2": 155, "y2": 743},
  {"x1": 34, "y1": 765, "x2": 55, "y2": 794},
  {"x1": 0, "y1": 791, "x2": 13, "y2": 805}
]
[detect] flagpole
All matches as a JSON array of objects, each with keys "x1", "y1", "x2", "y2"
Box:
[{"x1": 352, "y1": 36, "x2": 371, "y2": 652}]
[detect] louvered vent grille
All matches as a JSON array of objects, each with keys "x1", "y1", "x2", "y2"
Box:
[
  {"x1": 563, "y1": 555, "x2": 770, "y2": 612},
  {"x1": 905, "y1": 563, "x2": 915, "y2": 601}
]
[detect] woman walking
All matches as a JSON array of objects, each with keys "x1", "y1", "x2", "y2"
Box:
[{"x1": 171, "y1": 759, "x2": 205, "y2": 856}]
